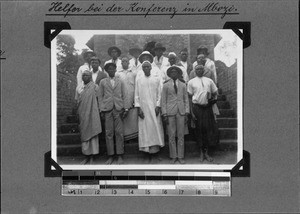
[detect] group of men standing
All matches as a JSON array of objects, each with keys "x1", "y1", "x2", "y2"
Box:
[{"x1": 74, "y1": 42, "x2": 219, "y2": 165}]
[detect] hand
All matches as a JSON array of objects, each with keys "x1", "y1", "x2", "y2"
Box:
[
  {"x1": 122, "y1": 110, "x2": 129, "y2": 119},
  {"x1": 208, "y1": 98, "x2": 217, "y2": 107},
  {"x1": 138, "y1": 108, "x2": 145, "y2": 119},
  {"x1": 162, "y1": 115, "x2": 168, "y2": 125},
  {"x1": 191, "y1": 113, "x2": 197, "y2": 122},
  {"x1": 155, "y1": 107, "x2": 161, "y2": 116},
  {"x1": 185, "y1": 113, "x2": 189, "y2": 124},
  {"x1": 100, "y1": 112, "x2": 105, "y2": 120}
]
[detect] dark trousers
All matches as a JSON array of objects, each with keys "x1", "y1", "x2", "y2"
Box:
[{"x1": 193, "y1": 104, "x2": 218, "y2": 149}]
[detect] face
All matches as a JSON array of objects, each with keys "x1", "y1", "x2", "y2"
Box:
[
  {"x1": 154, "y1": 49, "x2": 164, "y2": 58},
  {"x1": 141, "y1": 55, "x2": 152, "y2": 63},
  {"x1": 91, "y1": 60, "x2": 100, "y2": 71},
  {"x1": 131, "y1": 51, "x2": 140, "y2": 59},
  {"x1": 198, "y1": 50, "x2": 207, "y2": 57},
  {"x1": 85, "y1": 53, "x2": 94, "y2": 63},
  {"x1": 106, "y1": 65, "x2": 116, "y2": 78},
  {"x1": 196, "y1": 55, "x2": 206, "y2": 65},
  {"x1": 142, "y1": 64, "x2": 151, "y2": 76},
  {"x1": 195, "y1": 67, "x2": 205, "y2": 77},
  {"x1": 169, "y1": 69, "x2": 178, "y2": 80},
  {"x1": 180, "y1": 51, "x2": 188, "y2": 61},
  {"x1": 82, "y1": 73, "x2": 92, "y2": 84},
  {"x1": 168, "y1": 56, "x2": 177, "y2": 65},
  {"x1": 121, "y1": 58, "x2": 129, "y2": 70},
  {"x1": 110, "y1": 49, "x2": 119, "y2": 59}
]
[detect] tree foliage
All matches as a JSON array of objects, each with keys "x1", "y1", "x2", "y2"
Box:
[{"x1": 56, "y1": 34, "x2": 80, "y2": 73}]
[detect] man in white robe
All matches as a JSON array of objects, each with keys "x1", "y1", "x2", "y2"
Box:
[
  {"x1": 135, "y1": 51, "x2": 163, "y2": 89},
  {"x1": 135, "y1": 61, "x2": 164, "y2": 163}
]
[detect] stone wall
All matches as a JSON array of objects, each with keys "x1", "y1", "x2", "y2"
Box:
[
  {"x1": 57, "y1": 66, "x2": 77, "y2": 129},
  {"x1": 216, "y1": 60, "x2": 237, "y2": 112},
  {"x1": 88, "y1": 34, "x2": 220, "y2": 66}
]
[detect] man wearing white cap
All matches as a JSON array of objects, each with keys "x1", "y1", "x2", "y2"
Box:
[
  {"x1": 135, "y1": 61, "x2": 164, "y2": 164},
  {"x1": 135, "y1": 51, "x2": 163, "y2": 88}
]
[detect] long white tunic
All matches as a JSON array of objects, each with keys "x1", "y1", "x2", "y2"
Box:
[{"x1": 134, "y1": 74, "x2": 164, "y2": 152}]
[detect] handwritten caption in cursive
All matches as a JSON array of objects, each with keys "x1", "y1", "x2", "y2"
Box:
[
  {"x1": 0, "y1": 50, "x2": 5, "y2": 60},
  {"x1": 47, "y1": 2, "x2": 239, "y2": 19}
]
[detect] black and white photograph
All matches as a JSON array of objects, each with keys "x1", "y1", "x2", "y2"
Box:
[{"x1": 51, "y1": 30, "x2": 243, "y2": 170}]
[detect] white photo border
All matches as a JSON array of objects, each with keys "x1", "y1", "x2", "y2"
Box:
[{"x1": 51, "y1": 29, "x2": 243, "y2": 171}]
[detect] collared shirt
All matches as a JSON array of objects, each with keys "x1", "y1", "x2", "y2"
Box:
[
  {"x1": 180, "y1": 61, "x2": 187, "y2": 69},
  {"x1": 153, "y1": 55, "x2": 169, "y2": 70},
  {"x1": 187, "y1": 76, "x2": 218, "y2": 105},
  {"x1": 109, "y1": 76, "x2": 115, "y2": 87},
  {"x1": 129, "y1": 58, "x2": 141, "y2": 73},
  {"x1": 92, "y1": 70, "x2": 99, "y2": 83}
]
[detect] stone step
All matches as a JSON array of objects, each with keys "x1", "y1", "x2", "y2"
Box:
[
  {"x1": 217, "y1": 109, "x2": 236, "y2": 118},
  {"x1": 217, "y1": 94, "x2": 226, "y2": 101},
  {"x1": 216, "y1": 118, "x2": 237, "y2": 128},
  {"x1": 57, "y1": 127, "x2": 237, "y2": 145},
  {"x1": 60, "y1": 123, "x2": 79, "y2": 134},
  {"x1": 216, "y1": 101, "x2": 230, "y2": 109},
  {"x1": 219, "y1": 128, "x2": 237, "y2": 139},
  {"x1": 57, "y1": 139, "x2": 238, "y2": 156},
  {"x1": 66, "y1": 115, "x2": 79, "y2": 123}
]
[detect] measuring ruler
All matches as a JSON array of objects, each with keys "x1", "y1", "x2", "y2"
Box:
[{"x1": 62, "y1": 172, "x2": 231, "y2": 196}]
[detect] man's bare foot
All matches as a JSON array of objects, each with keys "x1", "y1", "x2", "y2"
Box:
[
  {"x1": 117, "y1": 155, "x2": 124, "y2": 164},
  {"x1": 178, "y1": 158, "x2": 185, "y2": 164},
  {"x1": 105, "y1": 156, "x2": 114, "y2": 165},
  {"x1": 170, "y1": 158, "x2": 177, "y2": 164},
  {"x1": 199, "y1": 150, "x2": 204, "y2": 162},
  {"x1": 204, "y1": 151, "x2": 213, "y2": 162}
]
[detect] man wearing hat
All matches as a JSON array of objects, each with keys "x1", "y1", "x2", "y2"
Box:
[
  {"x1": 77, "y1": 70, "x2": 102, "y2": 164},
  {"x1": 135, "y1": 61, "x2": 164, "y2": 164},
  {"x1": 192, "y1": 45, "x2": 217, "y2": 84},
  {"x1": 90, "y1": 56, "x2": 108, "y2": 85},
  {"x1": 136, "y1": 51, "x2": 163, "y2": 88},
  {"x1": 75, "y1": 50, "x2": 96, "y2": 100},
  {"x1": 104, "y1": 46, "x2": 123, "y2": 72},
  {"x1": 161, "y1": 66, "x2": 190, "y2": 164},
  {"x1": 187, "y1": 65, "x2": 218, "y2": 162},
  {"x1": 179, "y1": 48, "x2": 193, "y2": 77},
  {"x1": 162, "y1": 52, "x2": 189, "y2": 83},
  {"x1": 128, "y1": 47, "x2": 142, "y2": 73},
  {"x1": 98, "y1": 63, "x2": 130, "y2": 165},
  {"x1": 153, "y1": 43, "x2": 169, "y2": 70}
]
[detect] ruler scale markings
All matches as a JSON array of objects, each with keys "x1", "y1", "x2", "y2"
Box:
[{"x1": 62, "y1": 172, "x2": 231, "y2": 196}]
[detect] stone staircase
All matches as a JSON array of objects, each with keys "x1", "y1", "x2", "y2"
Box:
[{"x1": 57, "y1": 90, "x2": 237, "y2": 158}]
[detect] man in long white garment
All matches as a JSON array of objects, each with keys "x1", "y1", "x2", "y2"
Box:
[{"x1": 135, "y1": 61, "x2": 164, "y2": 163}]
